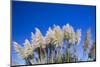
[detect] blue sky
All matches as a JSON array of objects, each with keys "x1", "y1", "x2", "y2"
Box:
[{"x1": 12, "y1": 1, "x2": 96, "y2": 65}]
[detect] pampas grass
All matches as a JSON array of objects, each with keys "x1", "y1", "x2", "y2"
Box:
[{"x1": 13, "y1": 23, "x2": 96, "y2": 65}]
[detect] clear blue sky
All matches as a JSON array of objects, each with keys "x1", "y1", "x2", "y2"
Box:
[{"x1": 12, "y1": 1, "x2": 96, "y2": 65}]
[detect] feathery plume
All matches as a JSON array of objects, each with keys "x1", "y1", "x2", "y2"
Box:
[
  {"x1": 24, "y1": 39, "x2": 33, "y2": 58},
  {"x1": 75, "y1": 29, "x2": 81, "y2": 45},
  {"x1": 45, "y1": 27, "x2": 56, "y2": 45},
  {"x1": 31, "y1": 32, "x2": 35, "y2": 49},
  {"x1": 34, "y1": 28, "x2": 44, "y2": 47},
  {"x1": 42, "y1": 37, "x2": 46, "y2": 48},
  {"x1": 13, "y1": 42, "x2": 25, "y2": 59},
  {"x1": 63, "y1": 24, "x2": 75, "y2": 44},
  {"x1": 69, "y1": 26, "x2": 75, "y2": 45},
  {"x1": 83, "y1": 28, "x2": 91, "y2": 52},
  {"x1": 53, "y1": 25, "x2": 64, "y2": 47}
]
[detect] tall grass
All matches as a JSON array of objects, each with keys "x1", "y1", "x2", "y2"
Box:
[{"x1": 13, "y1": 23, "x2": 96, "y2": 65}]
